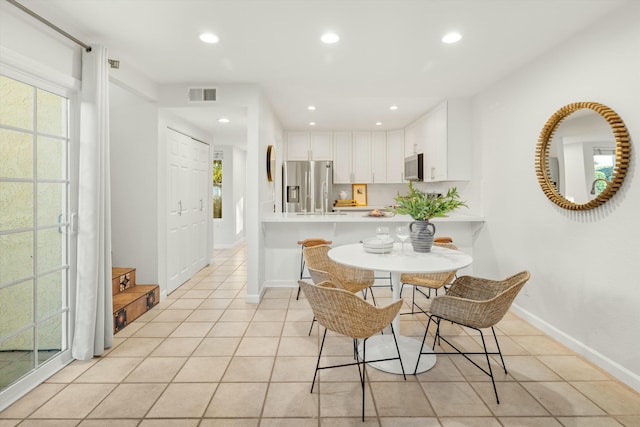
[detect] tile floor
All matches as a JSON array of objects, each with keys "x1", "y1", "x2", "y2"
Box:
[{"x1": 2, "y1": 243, "x2": 640, "y2": 426}]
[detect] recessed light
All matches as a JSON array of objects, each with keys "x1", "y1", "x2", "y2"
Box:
[
  {"x1": 199, "y1": 33, "x2": 219, "y2": 44},
  {"x1": 308, "y1": 105, "x2": 316, "y2": 111},
  {"x1": 321, "y1": 33, "x2": 339, "y2": 44},
  {"x1": 389, "y1": 105, "x2": 398, "y2": 110},
  {"x1": 218, "y1": 118, "x2": 230, "y2": 123},
  {"x1": 376, "y1": 122, "x2": 383, "y2": 126},
  {"x1": 309, "y1": 122, "x2": 316, "y2": 126},
  {"x1": 442, "y1": 32, "x2": 462, "y2": 44}
]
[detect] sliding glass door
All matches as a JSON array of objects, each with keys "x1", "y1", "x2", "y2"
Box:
[{"x1": 0, "y1": 73, "x2": 73, "y2": 395}]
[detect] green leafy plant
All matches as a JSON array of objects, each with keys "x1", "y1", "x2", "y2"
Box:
[{"x1": 392, "y1": 182, "x2": 467, "y2": 220}]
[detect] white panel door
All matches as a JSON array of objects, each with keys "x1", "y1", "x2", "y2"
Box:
[
  {"x1": 167, "y1": 129, "x2": 191, "y2": 293},
  {"x1": 168, "y1": 129, "x2": 210, "y2": 294},
  {"x1": 191, "y1": 141, "x2": 209, "y2": 275}
]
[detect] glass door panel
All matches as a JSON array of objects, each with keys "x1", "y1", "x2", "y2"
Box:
[{"x1": 0, "y1": 74, "x2": 71, "y2": 393}]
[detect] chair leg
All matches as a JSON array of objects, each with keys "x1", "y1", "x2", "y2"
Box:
[
  {"x1": 360, "y1": 338, "x2": 366, "y2": 421},
  {"x1": 480, "y1": 330, "x2": 500, "y2": 404},
  {"x1": 307, "y1": 317, "x2": 317, "y2": 336},
  {"x1": 296, "y1": 254, "x2": 305, "y2": 300},
  {"x1": 491, "y1": 326, "x2": 508, "y2": 375},
  {"x1": 311, "y1": 328, "x2": 328, "y2": 393},
  {"x1": 389, "y1": 323, "x2": 406, "y2": 380},
  {"x1": 414, "y1": 315, "x2": 435, "y2": 374}
]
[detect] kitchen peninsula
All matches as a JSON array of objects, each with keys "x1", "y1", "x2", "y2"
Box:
[{"x1": 261, "y1": 211, "x2": 484, "y2": 288}]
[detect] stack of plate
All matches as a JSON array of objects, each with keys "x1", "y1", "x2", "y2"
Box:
[{"x1": 362, "y1": 237, "x2": 394, "y2": 254}]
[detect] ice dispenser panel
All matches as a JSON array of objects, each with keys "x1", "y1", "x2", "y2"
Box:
[{"x1": 287, "y1": 185, "x2": 300, "y2": 203}]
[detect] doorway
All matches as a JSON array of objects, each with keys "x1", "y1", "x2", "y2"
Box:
[{"x1": 0, "y1": 74, "x2": 74, "y2": 395}]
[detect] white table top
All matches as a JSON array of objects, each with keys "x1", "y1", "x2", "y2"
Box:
[{"x1": 328, "y1": 242, "x2": 473, "y2": 274}]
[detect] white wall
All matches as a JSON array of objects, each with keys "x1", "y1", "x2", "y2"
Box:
[
  {"x1": 213, "y1": 145, "x2": 247, "y2": 248},
  {"x1": 109, "y1": 83, "x2": 159, "y2": 283},
  {"x1": 0, "y1": 2, "x2": 80, "y2": 86},
  {"x1": 472, "y1": 2, "x2": 639, "y2": 390}
]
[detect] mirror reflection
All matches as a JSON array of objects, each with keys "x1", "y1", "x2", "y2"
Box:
[
  {"x1": 536, "y1": 102, "x2": 631, "y2": 211},
  {"x1": 547, "y1": 109, "x2": 615, "y2": 204}
]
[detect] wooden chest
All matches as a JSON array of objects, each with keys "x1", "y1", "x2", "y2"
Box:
[{"x1": 113, "y1": 284, "x2": 159, "y2": 333}]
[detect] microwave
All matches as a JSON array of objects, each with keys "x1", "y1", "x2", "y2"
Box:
[{"x1": 404, "y1": 153, "x2": 423, "y2": 181}]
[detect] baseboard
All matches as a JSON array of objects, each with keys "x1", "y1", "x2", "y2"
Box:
[
  {"x1": 265, "y1": 280, "x2": 298, "y2": 288},
  {"x1": 511, "y1": 303, "x2": 640, "y2": 392},
  {"x1": 245, "y1": 284, "x2": 266, "y2": 304},
  {"x1": 213, "y1": 237, "x2": 246, "y2": 250}
]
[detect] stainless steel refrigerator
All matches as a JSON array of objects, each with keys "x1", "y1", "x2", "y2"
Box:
[{"x1": 282, "y1": 161, "x2": 333, "y2": 213}]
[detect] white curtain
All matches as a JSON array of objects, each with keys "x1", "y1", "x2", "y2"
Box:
[{"x1": 72, "y1": 45, "x2": 113, "y2": 360}]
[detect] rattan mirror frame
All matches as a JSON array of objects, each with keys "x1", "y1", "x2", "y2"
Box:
[{"x1": 535, "y1": 102, "x2": 631, "y2": 210}]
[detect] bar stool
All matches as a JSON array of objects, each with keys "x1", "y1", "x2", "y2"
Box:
[{"x1": 296, "y1": 238, "x2": 332, "y2": 300}]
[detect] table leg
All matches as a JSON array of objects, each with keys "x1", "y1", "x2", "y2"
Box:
[{"x1": 358, "y1": 271, "x2": 435, "y2": 375}]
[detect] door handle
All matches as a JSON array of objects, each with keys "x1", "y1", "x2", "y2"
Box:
[
  {"x1": 178, "y1": 200, "x2": 182, "y2": 216},
  {"x1": 200, "y1": 198, "x2": 203, "y2": 211}
]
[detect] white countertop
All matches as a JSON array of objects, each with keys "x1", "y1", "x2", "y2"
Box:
[{"x1": 261, "y1": 211, "x2": 484, "y2": 223}]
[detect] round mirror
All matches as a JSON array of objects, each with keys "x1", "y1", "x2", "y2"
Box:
[{"x1": 535, "y1": 102, "x2": 631, "y2": 210}]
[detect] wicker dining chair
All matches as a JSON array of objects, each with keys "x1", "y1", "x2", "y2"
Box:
[
  {"x1": 399, "y1": 241, "x2": 459, "y2": 315},
  {"x1": 299, "y1": 280, "x2": 405, "y2": 421},
  {"x1": 303, "y1": 244, "x2": 376, "y2": 302},
  {"x1": 296, "y1": 238, "x2": 332, "y2": 300},
  {"x1": 302, "y1": 244, "x2": 377, "y2": 335},
  {"x1": 415, "y1": 271, "x2": 531, "y2": 404}
]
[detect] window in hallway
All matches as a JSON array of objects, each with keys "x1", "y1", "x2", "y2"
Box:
[{"x1": 213, "y1": 151, "x2": 223, "y2": 219}]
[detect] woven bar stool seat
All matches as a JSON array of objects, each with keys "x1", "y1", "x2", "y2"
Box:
[{"x1": 296, "y1": 238, "x2": 332, "y2": 300}]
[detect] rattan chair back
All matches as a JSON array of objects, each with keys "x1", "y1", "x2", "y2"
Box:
[
  {"x1": 433, "y1": 271, "x2": 530, "y2": 329},
  {"x1": 303, "y1": 244, "x2": 374, "y2": 293},
  {"x1": 299, "y1": 280, "x2": 401, "y2": 339},
  {"x1": 400, "y1": 242, "x2": 459, "y2": 288}
]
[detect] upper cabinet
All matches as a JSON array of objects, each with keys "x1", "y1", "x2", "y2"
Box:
[
  {"x1": 333, "y1": 132, "x2": 353, "y2": 183},
  {"x1": 404, "y1": 122, "x2": 421, "y2": 156},
  {"x1": 310, "y1": 132, "x2": 333, "y2": 160},
  {"x1": 285, "y1": 131, "x2": 333, "y2": 160},
  {"x1": 386, "y1": 130, "x2": 405, "y2": 183},
  {"x1": 285, "y1": 129, "x2": 405, "y2": 184},
  {"x1": 371, "y1": 132, "x2": 387, "y2": 183},
  {"x1": 333, "y1": 131, "x2": 372, "y2": 184},
  {"x1": 352, "y1": 132, "x2": 372, "y2": 183},
  {"x1": 421, "y1": 99, "x2": 471, "y2": 182}
]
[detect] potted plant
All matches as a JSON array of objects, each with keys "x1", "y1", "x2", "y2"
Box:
[{"x1": 392, "y1": 183, "x2": 467, "y2": 252}]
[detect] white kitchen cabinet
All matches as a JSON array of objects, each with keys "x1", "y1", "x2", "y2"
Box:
[
  {"x1": 286, "y1": 131, "x2": 310, "y2": 160},
  {"x1": 371, "y1": 132, "x2": 387, "y2": 183},
  {"x1": 333, "y1": 132, "x2": 353, "y2": 183},
  {"x1": 352, "y1": 132, "x2": 372, "y2": 183},
  {"x1": 404, "y1": 122, "x2": 421, "y2": 156},
  {"x1": 310, "y1": 132, "x2": 333, "y2": 160},
  {"x1": 386, "y1": 130, "x2": 405, "y2": 183},
  {"x1": 422, "y1": 99, "x2": 471, "y2": 182},
  {"x1": 286, "y1": 131, "x2": 333, "y2": 160}
]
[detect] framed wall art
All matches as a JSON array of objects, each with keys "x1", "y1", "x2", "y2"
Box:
[{"x1": 352, "y1": 183, "x2": 367, "y2": 206}]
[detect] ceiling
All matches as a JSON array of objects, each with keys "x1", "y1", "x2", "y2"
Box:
[{"x1": 17, "y1": 0, "x2": 626, "y2": 143}]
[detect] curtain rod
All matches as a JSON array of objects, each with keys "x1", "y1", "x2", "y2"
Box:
[{"x1": 6, "y1": 0, "x2": 92, "y2": 52}]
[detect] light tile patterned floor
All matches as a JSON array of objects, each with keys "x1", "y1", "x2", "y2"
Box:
[{"x1": 2, "y1": 243, "x2": 640, "y2": 426}]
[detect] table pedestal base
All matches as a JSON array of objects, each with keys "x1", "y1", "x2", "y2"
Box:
[{"x1": 359, "y1": 335, "x2": 436, "y2": 375}]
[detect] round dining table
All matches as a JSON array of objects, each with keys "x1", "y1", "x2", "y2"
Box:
[{"x1": 328, "y1": 242, "x2": 473, "y2": 374}]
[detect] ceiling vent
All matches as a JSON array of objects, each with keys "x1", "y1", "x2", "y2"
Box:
[{"x1": 188, "y1": 88, "x2": 217, "y2": 102}]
